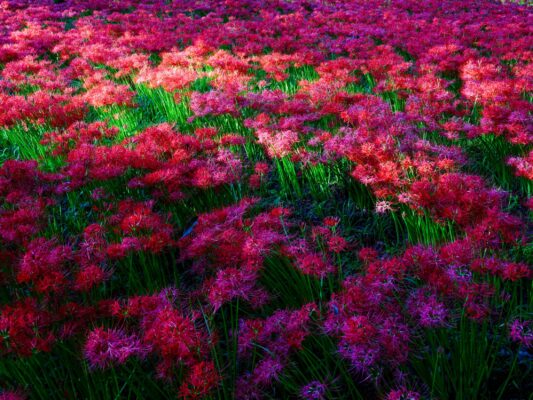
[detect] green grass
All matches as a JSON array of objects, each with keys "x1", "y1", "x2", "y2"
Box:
[{"x1": 411, "y1": 278, "x2": 532, "y2": 400}]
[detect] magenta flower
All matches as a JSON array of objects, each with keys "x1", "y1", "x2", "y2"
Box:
[
  {"x1": 300, "y1": 381, "x2": 327, "y2": 400},
  {"x1": 84, "y1": 328, "x2": 148, "y2": 369},
  {"x1": 509, "y1": 319, "x2": 532, "y2": 349}
]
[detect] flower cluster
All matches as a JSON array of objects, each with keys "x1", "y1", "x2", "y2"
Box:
[{"x1": 0, "y1": 0, "x2": 531, "y2": 398}]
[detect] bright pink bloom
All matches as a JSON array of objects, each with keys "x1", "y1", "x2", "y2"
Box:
[{"x1": 84, "y1": 327, "x2": 148, "y2": 369}]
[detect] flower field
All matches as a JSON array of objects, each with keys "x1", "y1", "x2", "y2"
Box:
[{"x1": 0, "y1": 0, "x2": 531, "y2": 399}]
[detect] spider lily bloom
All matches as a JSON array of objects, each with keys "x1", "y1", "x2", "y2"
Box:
[
  {"x1": 300, "y1": 381, "x2": 328, "y2": 400},
  {"x1": 84, "y1": 327, "x2": 148, "y2": 369},
  {"x1": 509, "y1": 320, "x2": 532, "y2": 349},
  {"x1": 178, "y1": 361, "x2": 220, "y2": 400}
]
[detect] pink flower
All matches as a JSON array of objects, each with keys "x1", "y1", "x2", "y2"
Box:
[
  {"x1": 190, "y1": 90, "x2": 237, "y2": 117},
  {"x1": 327, "y1": 235, "x2": 348, "y2": 253},
  {"x1": 0, "y1": 391, "x2": 27, "y2": 400},
  {"x1": 375, "y1": 201, "x2": 394, "y2": 214},
  {"x1": 386, "y1": 387, "x2": 421, "y2": 400},
  {"x1": 84, "y1": 328, "x2": 148, "y2": 369},
  {"x1": 407, "y1": 290, "x2": 448, "y2": 328},
  {"x1": 300, "y1": 381, "x2": 327, "y2": 400},
  {"x1": 251, "y1": 357, "x2": 284, "y2": 385},
  {"x1": 178, "y1": 361, "x2": 220, "y2": 400},
  {"x1": 509, "y1": 320, "x2": 532, "y2": 349}
]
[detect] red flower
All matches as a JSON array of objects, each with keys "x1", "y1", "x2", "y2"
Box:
[
  {"x1": 84, "y1": 327, "x2": 148, "y2": 369},
  {"x1": 178, "y1": 361, "x2": 220, "y2": 400}
]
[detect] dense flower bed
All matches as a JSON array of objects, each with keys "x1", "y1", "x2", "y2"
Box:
[{"x1": 0, "y1": 0, "x2": 531, "y2": 399}]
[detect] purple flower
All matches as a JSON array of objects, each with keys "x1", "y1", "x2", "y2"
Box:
[
  {"x1": 84, "y1": 327, "x2": 149, "y2": 369},
  {"x1": 300, "y1": 381, "x2": 327, "y2": 400},
  {"x1": 509, "y1": 319, "x2": 532, "y2": 349}
]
